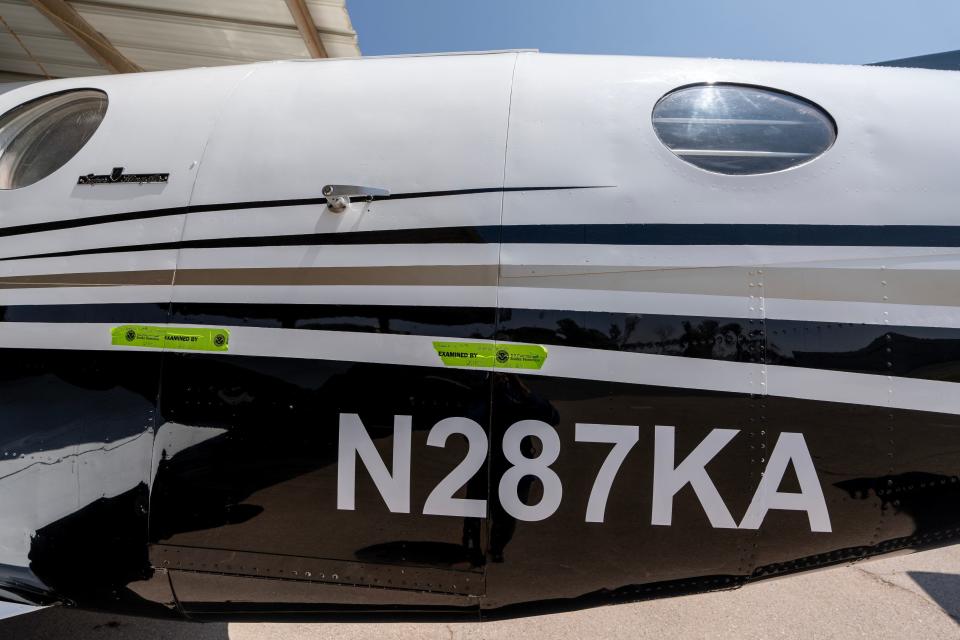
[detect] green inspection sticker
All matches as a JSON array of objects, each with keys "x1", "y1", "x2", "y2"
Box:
[
  {"x1": 111, "y1": 325, "x2": 230, "y2": 352},
  {"x1": 432, "y1": 342, "x2": 547, "y2": 370}
]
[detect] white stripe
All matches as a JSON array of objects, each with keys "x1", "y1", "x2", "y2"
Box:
[
  {"x1": 0, "y1": 284, "x2": 497, "y2": 307},
  {"x1": 177, "y1": 244, "x2": 499, "y2": 269},
  {"x1": 0, "y1": 323, "x2": 956, "y2": 415},
  {"x1": 502, "y1": 244, "x2": 959, "y2": 268},
  {"x1": 0, "y1": 216, "x2": 185, "y2": 261},
  {"x1": 762, "y1": 297, "x2": 960, "y2": 328},
  {"x1": 171, "y1": 284, "x2": 498, "y2": 307},
  {"x1": 765, "y1": 365, "x2": 960, "y2": 418},
  {"x1": 0, "y1": 604, "x2": 40, "y2": 621},
  {"x1": 0, "y1": 286, "x2": 172, "y2": 305},
  {"x1": 500, "y1": 286, "x2": 751, "y2": 317},
  {"x1": 0, "y1": 250, "x2": 178, "y2": 277},
  {"x1": 181, "y1": 195, "x2": 501, "y2": 241}
]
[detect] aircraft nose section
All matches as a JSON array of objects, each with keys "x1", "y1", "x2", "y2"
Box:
[{"x1": 0, "y1": 349, "x2": 178, "y2": 615}]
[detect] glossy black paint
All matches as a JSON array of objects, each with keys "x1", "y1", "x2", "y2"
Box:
[
  {"x1": 0, "y1": 303, "x2": 169, "y2": 324},
  {"x1": 2, "y1": 296, "x2": 960, "y2": 619},
  {"x1": 149, "y1": 357, "x2": 960, "y2": 619},
  {"x1": 156, "y1": 291, "x2": 960, "y2": 618}
]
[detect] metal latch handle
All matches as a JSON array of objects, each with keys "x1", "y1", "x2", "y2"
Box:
[{"x1": 322, "y1": 184, "x2": 390, "y2": 212}]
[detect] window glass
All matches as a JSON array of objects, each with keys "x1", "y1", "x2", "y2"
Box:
[
  {"x1": 0, "y1": 89, "x2": 108, "y2": 189},
  {"x1": 652, "y1": 84, "x2": 836, "y2": 175}
]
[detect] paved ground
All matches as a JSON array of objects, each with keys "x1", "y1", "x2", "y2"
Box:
[{"x1": 1, "y1": 546, "x2": 958, "y2": 639}]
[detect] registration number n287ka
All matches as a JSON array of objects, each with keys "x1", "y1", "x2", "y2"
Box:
[{"x1": 335, "y1": 414, "x2": 831, "y2": 533}]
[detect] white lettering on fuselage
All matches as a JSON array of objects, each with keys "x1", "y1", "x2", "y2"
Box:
[
  {"x1": 651, "y1": 426, "x2": 739, "y2": 529},
  {"x1": 739, "y1": 432, "x2": 831, "y2": 532},
  {"x1": 336, "y1": 413, "x2": 411, "y2": 513},
  {"x1": 335, "y1": 415, "x2": 832, "y2": 533}
]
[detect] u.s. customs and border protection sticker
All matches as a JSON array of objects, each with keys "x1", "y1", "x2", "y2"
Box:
[
  {"x1": 432, "y1": 342, "x2": 547, "y2": 370},
  {"x1": 111, "y1": 325, "x2": 230, "y2": 352}
]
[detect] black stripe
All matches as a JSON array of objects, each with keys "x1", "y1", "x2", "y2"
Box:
[
  {"x1": 499, "y1": 223, "x2": 960, "y2": 246},
  {"x1": 3, "y1": 302, "x2": 959, "y2": 383},
  {"x1": 0, "y1": 302, "x2": 170, "y2": 324},
  {"x1": 0, "y1": 186, "x2": 595, "y2": 240},
  {"x1": 11, "y1": 221, "x2": 960, "y2": 263}
]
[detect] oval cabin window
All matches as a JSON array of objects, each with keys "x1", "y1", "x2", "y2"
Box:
[
  {"x1": 652, "y1": 84, "x2": 835, "y2": 175},
  {"x1": 0, "y1": 89, "x2": 108, "y2": 190}
]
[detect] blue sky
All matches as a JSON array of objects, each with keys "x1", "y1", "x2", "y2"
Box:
[{"x1": 347, "y1": 0, "x2": 959, "y2": 64}]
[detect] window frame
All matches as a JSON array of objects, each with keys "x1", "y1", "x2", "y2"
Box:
[
  {"x1": 650, "y1": 82, "x2": 838, "y2": 176},
  {"x1": 0, "y1": 88, "x2": 109, "y2": 190}
]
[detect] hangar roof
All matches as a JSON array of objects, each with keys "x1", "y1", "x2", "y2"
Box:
[{"x1": 0, "y1": 0, "x2": 360, "y2": 80}]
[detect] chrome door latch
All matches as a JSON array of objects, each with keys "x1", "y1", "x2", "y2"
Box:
[{"x1": 322, "y1": 185, "x2": 390, "y2": 212}]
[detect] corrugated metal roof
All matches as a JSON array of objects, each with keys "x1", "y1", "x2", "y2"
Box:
[{"x1": 0, "y1": 0, "x2": 360, "y2": 79}]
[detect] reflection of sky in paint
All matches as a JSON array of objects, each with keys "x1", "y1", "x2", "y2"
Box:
[
  {"x1": 0, "y1": 603, "x2": 37, "y2": 620},
  {"x1": 0, "y1": 423, "x2": 224, "y2": 606}
]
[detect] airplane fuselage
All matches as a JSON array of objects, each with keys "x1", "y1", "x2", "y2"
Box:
[{"x1": 0, "y1": 51, "x2": 958, "y2": 621}]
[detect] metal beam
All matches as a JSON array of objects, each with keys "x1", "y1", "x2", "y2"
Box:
[
  {"x1": 28, "y1": 0, "x2": 141, "y2": 74},
  {"x1": 284, "y1": 0, "x2": 327, "y2": 58}
]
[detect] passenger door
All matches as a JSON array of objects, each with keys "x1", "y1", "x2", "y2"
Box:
[{"x1": 148, "y1": 54, "x2": 516, "y2": 614}]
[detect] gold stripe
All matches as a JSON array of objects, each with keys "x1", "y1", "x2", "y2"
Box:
[
  {"x1": 0, "y1": 266, "x2": 499, "y2": 289},
  {"x1": 0, "y1": 270, "x2": 174, "y2": 288},
  {"x1": 500, "y1": 265, "x2": 960, "y2": 306},
  {"x1": 173, "y1": 265, "x2": 498, "y2": 287}
]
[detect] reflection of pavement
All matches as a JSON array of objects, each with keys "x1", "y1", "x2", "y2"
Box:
[{"x1": 3, "y1": 546, "x2": 959, "y2": 639}]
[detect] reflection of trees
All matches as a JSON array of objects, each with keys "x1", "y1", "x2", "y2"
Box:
[
  {"x1": 676, "y1": 320, "x2": 750, "y2": 361},
  {"x1": 767, "y1": 329, "x2": 960, "y2": 381},
  {"x1": 499, "y1": 311, "x2": 759, "y2": 363},
  {"x1": 560, "y1": 315, "x2": 754, "y2": 362},
  {"x1": 555, "y1": 318, "x2": 610, "y2": 350},
  {"x1": 500, "y1": 309, "x2": 960, "y2": 376}
]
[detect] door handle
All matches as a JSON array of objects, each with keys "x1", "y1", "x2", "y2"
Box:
[{"x1": 322, "y1": 184, "x2": 390, "y2": 212}]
